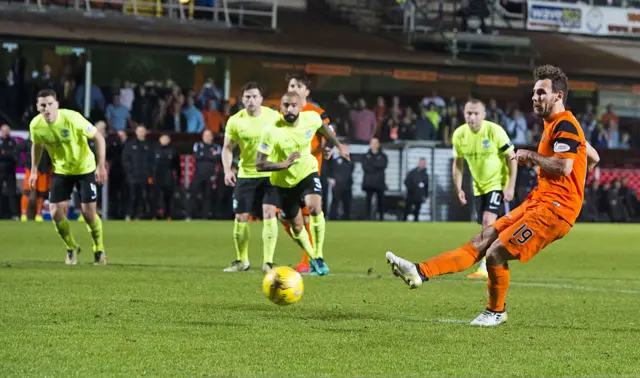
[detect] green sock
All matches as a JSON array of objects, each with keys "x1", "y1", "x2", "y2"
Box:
[
  {"x1": 292, "y1": 227, "x2": 317, "y2": 259},
  {"x1": 262, "y1": 217, "x2": 278, "y2": 264},
  {"x1": 86, "y1": 215, "x2": 104, "y2": 252},
  {"x1": 54, "y1": 217, "x2": 77, "y2": 250},
  {"x1": 310, "y1": 212, "x2": 326, "y2": 259},
  {"x1": 233, "y1": 220, "x2": 250, "y2": 264}
]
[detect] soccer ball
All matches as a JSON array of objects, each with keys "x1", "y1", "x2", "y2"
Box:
[{"x1": 262, "y1": 266, "x2": 304, "y2": 305}]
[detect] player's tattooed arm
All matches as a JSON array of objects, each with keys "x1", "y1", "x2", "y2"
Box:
[
  {"x1": 317, "y1": 123, "x2": 350, "y2": 161},
  {"x1": 256, "y1": 151, "x2": 299, "y2": 172},
  {"x1": 516, "y1": 150, "x2": 573, "y2": 176}
]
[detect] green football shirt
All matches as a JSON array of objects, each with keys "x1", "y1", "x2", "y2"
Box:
[
  {"x1": 257, "y1": 111, "x2": 323, "y2": 188},
  {"x1": 29, "y1": 109, "x2": 97, "y2": 175},
  {"x1": 451, "y1": 120, "x2": 514, "y2": 196},
  {"x1": 225, "y1": 106, "x2": 280, "y2": 179}
]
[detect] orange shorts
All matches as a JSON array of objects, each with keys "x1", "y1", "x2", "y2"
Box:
[
  {"x1": 493, "y1": 200, "x2": 572, "y2": 263},
  {"x1": 23, "y1": 169, "x2": 52, "y2": 193}
]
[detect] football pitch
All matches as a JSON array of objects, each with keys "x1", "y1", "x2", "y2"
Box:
[{"x1": 1, "y1": 220, "x2": 639, "y2": 377}]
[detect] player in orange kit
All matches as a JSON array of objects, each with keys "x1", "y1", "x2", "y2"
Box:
[
  {"x1": 280, "y1": 73, "x2": 334, "y2": 274},
  {"x1": 385, "y1": 65, "x2": 601, "y2": 326}
]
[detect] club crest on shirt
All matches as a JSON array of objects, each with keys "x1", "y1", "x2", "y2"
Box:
[
  {"x1": 305, "y1": 129, "x2": 313, "y2": 139},
  {"x1": 482, "y1": 139, "x2": 490, "y2": 148},
  {"x1": 61, "y1": 129, "x2": 70, "y2": 137}
]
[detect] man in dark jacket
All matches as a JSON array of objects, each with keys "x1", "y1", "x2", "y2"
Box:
[
  {"x1": 189, "y1": 129, "x2": 221, "y2": 219},
  {"x1": 153, "y1": 133, "x2": 180, "y2": 220},
  {"x1": 362, "y1": 137, "x2": 387, "y2": 221},
  {"x1": 122, "y1": 125, "x2": 154, "y2": 220},
  {"x1": 0, "y1": 124, "x2": 19, "y2": 219},
  {"x1": 403, "y1": 157, "x2": 429, "y2": 221},
  {"x1": 327, "y1": 146, "x2": 354, "y2": 220},
  {"x1": 107, "y1": 130, "x2": 128, "y2": 219}
]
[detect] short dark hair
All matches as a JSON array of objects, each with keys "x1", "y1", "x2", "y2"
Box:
[
  {"x1": 465, "y1": 98, "x2": 484, "y2": 106},
  {"x1": 242, "y1": 81, "x2": 264, "y2": 96},
  {"x1": 37, "y1": 89, "x2": 57, "y2": 99},
  {"x1": 286, "y1": 73, "x2": 310, "y2": 88},
  {"x1": 533, "y1": 64, "x2": 569, "y2": 100}
]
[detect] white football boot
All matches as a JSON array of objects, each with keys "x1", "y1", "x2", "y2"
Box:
[
  {"x1": 385, "y1": 251, "x2": 423, "y2": 289},
  {"x1": 223, "y1": 260, "x2": 250, "y2": 272},
  {"x1": 470, "y1": 309, "x2": 508, "y2": 327}
]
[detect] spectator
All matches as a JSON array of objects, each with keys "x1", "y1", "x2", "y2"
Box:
[
  {"x1": 131, "y1": 86, "x2": 154, "y2": 129},
  {"x1": 105, "y1": 94, "x2": 132, "y2": 132},
  {"x1": 0, "y1": 124, "x2": 18, "y2": 219},
  {"x1": 601, "y1": 104, "x2": 619, "y2": 127},
  {"x1": 422, "y1": 90, "x2": 445, "y2": 108},
  {"x1": 362, "y1": 137, "x2": 387, "y2": 221},
  {"x1": 188, "y1": 130, "x2": 221, "y2": 220},
  {"x1": 183, "y1": 96, "x2": 205, "y2": 133},
  {"x1": 506, "y1": 109, "x2": 528, "y2": 145},
  {"x1": 607, "y1": 119, "x2": 620, "y2": 149},
  {"x1": 202, "y1": 98, "x2": 223, "y2": 134},
  {"x1": 75, "y1": 82, "x2": 105, "y2": 116},
  {"x1": 165, "y1": 101, "x2": 186, "y2": 132},
  {"x1": 620, "y1": 132, "x2": 631, "y2": 149},
  {"x1": 415, "y1": 106, "x2": 438, "y2": 141},
  {"x1": 152, "y1": 134, "x2": 180, "y2": 220},
  {"x1": 198, "y1": 77, "x2": 223, "y2": 110},
  {"x1": 403, "y1": 157, "x2": 429, "y2": 222},
  {"x1": 424, "y1": 103, "x2": 441, "y2": 139},
  {"x1": 486, "y1": 99, "x2": 505, "y2": 126},
  {"x1": 122, "y1": 125, "x2": 154, "y2": 221},
  {"x1": 581, "y1": 179, "x2": 601, "y2": 222},
  {"x1": 349, "y1": 98, "x2": 377, "y2": 143},
  {"x1": 328, "y1": 94, "x2": 351, "y2": 136},
  {"x1": 327, "y1": 146, "x2": 354, "y2": 220},
  {"x1": 119, "y1": 81, "x2": 135, "y2": 110},
  {"x1": 373, "y1": 96, "x2": 386, "y2": 137},
  {"x1": 107, "y1": 130, "x2": 128, "y2": 219},
  {"x1": 399, "y1": 107, "x2": 417, "y2": 140}
]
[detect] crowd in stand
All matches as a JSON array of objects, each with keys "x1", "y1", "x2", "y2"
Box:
[{"x1": 0, "y1": 62, "x2": 639, "y2": 222}]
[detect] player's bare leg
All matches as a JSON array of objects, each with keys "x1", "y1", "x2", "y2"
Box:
[
  {"x1": 225, "y1": 212, "x2": 252, "y2": 272},
  {"x1": 81, "y1": 201, "x2": 106, "y2": 265},
  {"x1": 386, "y1": 226, "x2": 497, "y2": 288},
  {"x1": 50, "y1": 202, "x2": 80, "y2": 265},
  {"x1": 304, "y1": 193, "x2": 328, "y2": 275},
  {"x1": 470, "y1": 239, "x2": 515, "y2": 326},
  {"x1": 467, "y1": 211, "x2": 497, "y2": 279},
  {"x1": 261, "y1": 204, "x2": 279, "y2": 273}
]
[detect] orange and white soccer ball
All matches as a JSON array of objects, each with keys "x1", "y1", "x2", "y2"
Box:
[{"x1": 262, "y1": 266, "x2": 304, "y2": 305}]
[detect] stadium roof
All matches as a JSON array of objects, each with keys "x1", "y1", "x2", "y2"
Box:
[{"x1": 1, "y1": 8, "x2": 639, "y2": 78}]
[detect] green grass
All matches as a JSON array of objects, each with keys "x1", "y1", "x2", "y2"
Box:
[{"x1": 1, "y1": 220, "x2": 639, "y2": 377}]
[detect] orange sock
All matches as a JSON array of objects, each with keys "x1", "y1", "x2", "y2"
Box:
[
  {"x1": 418, "y1": 242, "x2": 480, "y2": 278},
  {"x1": 20, "y1": 194, "x2": 29, "y2": 215},
  {"x1": 301, "y1": 223, "x2": 313, "y2": 265},
  {"x1": 36, "y1": 198, "x2": 44, "y2": 216},
  {"x1": 282, "y1": 221, "x2": 293, "y2": 238},
  {"x1": 487, "y1": 265, "x2": 510, "y2": 312},
  {"x1": 282, "y1": 221, "x2": 312, "y2": 265}
]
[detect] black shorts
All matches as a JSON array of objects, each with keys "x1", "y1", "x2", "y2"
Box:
[
  {"x1": 49, "y1": 171, "x2": 98, "y2": 204},
  {"x1": 475, "y1": 190, "x2": 504, "y2": 223},
  {"x1": 277, "y1": 172, "x2": 322, "y2": 220},
  {"x1": 233, "y1": 177, "x2": 279, "y2": 214}
]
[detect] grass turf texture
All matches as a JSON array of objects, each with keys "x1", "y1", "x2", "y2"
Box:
[{"x1": 1, "y1": 221, "x2": 639, "y2": 377}]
